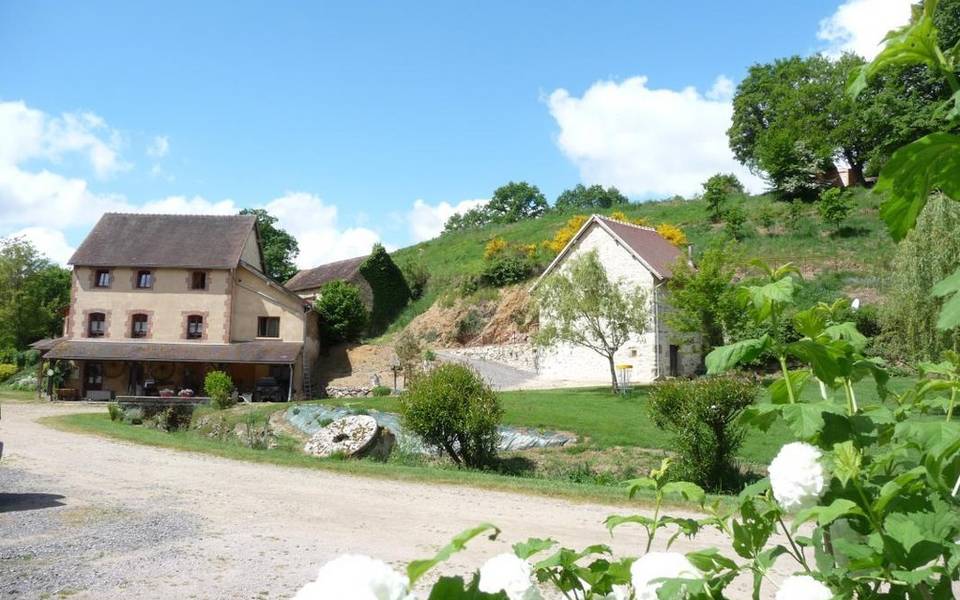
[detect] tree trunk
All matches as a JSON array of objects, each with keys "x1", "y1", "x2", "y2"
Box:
[{"x1": 607, "y1": 354, "x2": 620, "y2": 394}]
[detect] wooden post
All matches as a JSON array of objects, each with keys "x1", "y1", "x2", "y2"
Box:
[{"x1": 36, "y1": 357, "x2": 44, "y2": 400}]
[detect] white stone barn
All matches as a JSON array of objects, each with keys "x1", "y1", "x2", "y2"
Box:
[{"x1": 533, "y1": 215, "x2": 700, "y2": 385}]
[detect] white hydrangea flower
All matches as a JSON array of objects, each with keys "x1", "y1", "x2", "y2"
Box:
[
  {"x1": 768, "y1": 442, "x2": 826, "y2": 511},
  {"x1": 478, "y1": 553, "x2": 543, "y2": 600},
  {"x1": 775, "y1": 575, "x2": 833, "y2": 600},
  {"x1": 630, "y1": 552, "x2": 701, "y2": 600},
  {"x1": 293, "y1": 554, "x2": 414, "y2": 600}
]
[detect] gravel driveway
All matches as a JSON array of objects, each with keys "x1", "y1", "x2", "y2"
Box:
[{"x1": 0, "y1": 402, "x2": 784, "y2": 599}]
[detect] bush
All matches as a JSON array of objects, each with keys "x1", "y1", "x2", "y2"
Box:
[
  {"x1": 818, "y1": 187, "x2": 853, "y2": 231},
  {"x1": 0, "y1": 363, "x2": 17, "y2": 382},
  {"x1": 724, "y1": 204, "x2": 750, "y2": 240},
  {"x1": 157, "y1": 405, "x2": 194, "y2": 431},
  {"x1": 455, "y1": 309, "x2": 484, "y2": 343},
  {"x1": 399, "y1": 363, "x2": 503, "y2": 468},
  {"x1": 655, "y1": 223, "x2": 688, "y2": 247},
  {"x1": 107, "y1": 403, "x2": 123, "y2": 421},
  {"x1": 204, "y1": 370, "x2": 235, "y2": 410},
  {"x1": 123, "y1": 407, "x2": 144, "y2": 425},
  {"x1": 481, "y1": 253, "x2": 536, "y2": 287},
  {"x1": 648, "y1": 377, "x2": 757, "y2": 492},
  {"x1": 398, "y1": 253, "x2": 430, "y2": 300},
  {"x1": 755, "y1": 204, "x2": 779, "y2": 230},
  {"x1": 314, "y1": 279, "x2": 369, "y2": 343},
  {"x1": 371, "y1": 385, "x2": 391, "y2": 397}
]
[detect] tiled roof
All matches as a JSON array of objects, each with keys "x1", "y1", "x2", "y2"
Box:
[
  {"x1": 595, "y1": 216, "x2": 684, "y2": 279},
  {"x1": 285, "y1": 255, "x2": 367, "y2": 291},
  {"x1": 68, "y1": 213, "x2": 258, "y2": 269},
  {"x1": 45, "y1": 340, "x2": 302, "y2": 364}
]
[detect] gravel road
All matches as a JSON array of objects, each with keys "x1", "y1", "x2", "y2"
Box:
[{"x1": 0, "y1": 402, "x2": 787, "y2": 599}]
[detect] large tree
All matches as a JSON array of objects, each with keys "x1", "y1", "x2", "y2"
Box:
[
  {"x1": 701, "y1": 174, "x2": 745, "y2": 223},
  {"x1": 239, "y1": 208, "x2": 300, "y2": 282},
  {"x1": 0, "y1": 237, "x2": 71, "y2": 350},
  {"x1": 554, "y1": 184, "x2": 629, "y2": 212},
  {"x1": 485, "y1": 181, "x2": 548, "y2": 223},
  {"x1": 535, "y1": 250, "x2": 650, "y2": 392}
]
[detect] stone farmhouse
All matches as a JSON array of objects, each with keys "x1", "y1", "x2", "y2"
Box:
[
  {"x1": 41, "y1": 213, "x2": 319, "y2": 401},
  {"x1": 285, "y1": 255, "x2": 372, "y2": 306},
  {"x1": 533, "y1": 215, "x2": 700, "y2": 384}
]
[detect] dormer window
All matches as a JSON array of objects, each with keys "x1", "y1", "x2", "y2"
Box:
[
  {"x1": 136, "y1": 270, "x2": 153, "y2": 289},
  {"x1": 186, "y1": 315, "x2": 204, "y2": 339},
  {"x1": 131, "y1": 314, "x2": 148, "y2": 338},
  {"x1": 88, "y1": 312, "x2": 106, "y2": 337},
  {"x1": 94, "y1": 269, "x2": 111, "y2": 288},
  {"x1": 191, "y1": 271, "x2": 207, "y2": 290}
]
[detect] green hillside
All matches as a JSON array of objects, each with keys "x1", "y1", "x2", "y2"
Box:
[{"x1": 387, "y1": 189, "x2": 894, "y2": 336}]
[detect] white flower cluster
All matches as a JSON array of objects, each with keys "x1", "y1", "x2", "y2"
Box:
[
  {"x1": 768, "y1": 442, "x2": 826, "y2": 511},
  {"x1": 293, "y1": 554, "x2": 415, "y2": 600},
  {"x1": 775, "y1": 575, "x2": 833, "y2": 600},
  {"x1": 630, "y1": 552, "x2": 702, "y2": 600},
  {"x1": 478, "y1": 553, "x2": 543, "y2": 600}
]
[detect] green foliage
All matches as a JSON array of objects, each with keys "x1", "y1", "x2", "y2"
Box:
[
  {"x1": 480, "y1": 252, "x2": 536, "y2": 287},
  {"x1": 701, "y1": 173, "x2": 744, "y2": 223},
  {"x1": 359, "y1": 243, "x2": 411, "y2": 334},
  {"x1": 724, "y1": 204, "x2": 749, "y2": 240},
  {"x1": 666, "y1": 243, "x2": 741, "y2": 357},
  {"x1": 371, "y1": 385, "x2": 391, "y2": 397},
  {"x1": 0, "y1": 237, "x2": 71, "y2": 350},
  {"x1": 204, "y1": 370, "x2": 235, "y2": 410},
  {"x1": 0, "y1": 363, "x2": 17, "y2": 382},
  {"x1": 399, "y1": 363, "x2": 503, "y2": 468},
  {"x1": 535, "y1": 250, "x2": 651, "y2": 391},
  {"x1": 398, "y1": 250, "x2": 430, "y2": 300},
  {"x1": 107, "y1": 403, "x2": 122, "y2": 421},
  {"x1": 817, "y1": 187, "x2": 853, "y2": 232},
  {"x1": 157, "y1": 405, "x2": 194, "y2": 432},
  {"x1": 455, "y1": 309, "x2": 484, "y2": 344},
  {"x1": 314, "y1": 280, "x2": 369, "y2": 343},
  {"x1": 754, "y1": 203, "x2": 779, "y2": 231},
  {"x1": 648, "y1": 378, "x2": 758, "y2": 491},
  {"x1": 239, "y1": 208, "x2": 300, "y2": 282},
  {"x1": 880, "y1": 194, "x2": 960, "y2": 361},
  {"x1": 485, "y1": 181, "x2": 548, "y2": 224},
  {"x1": 554, "y1": 184, "x2": 628, "y2": 212},
  {"x1": 122, "y1": 407, "x2": 144, "y2": 425},
  {"x1": 407, "y1": 523, "x2": 500, "y2": 585}
]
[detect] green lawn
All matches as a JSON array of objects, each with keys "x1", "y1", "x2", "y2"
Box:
[{"x1": 0, "y1": 389, "x2": 42, "y2": 403}]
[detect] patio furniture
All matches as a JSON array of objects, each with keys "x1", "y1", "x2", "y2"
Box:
[{"x1": 56, "y1": 388, "x2": 79, "y2": 401}]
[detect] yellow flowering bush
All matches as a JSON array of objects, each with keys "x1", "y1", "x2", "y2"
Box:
[
  {"x1": 483, "y1": 237, "x2": 508, "y2": 259},
  {"x1": 542, "y1": 214, "x2": 588, "y2": 254},
  {"x1": 656, "y1": 223, "x2": 688, "y2": 247}
]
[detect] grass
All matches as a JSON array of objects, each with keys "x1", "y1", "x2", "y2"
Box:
[{"x1": 0, "y1": 389, "x2": 43, "y2": 403}]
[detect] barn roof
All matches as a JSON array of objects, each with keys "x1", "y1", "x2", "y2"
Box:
[
  {"x1": 532, "y1": 214, "x2": 685, "y2": 288},
  {"x1": 284, "y1": 255, "x2": 367, "y2": 292},
  {"x1": 68, "y1": 213, "x2": 259, "y2": 269}
]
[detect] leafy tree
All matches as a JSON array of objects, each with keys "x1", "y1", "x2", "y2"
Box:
[
  {"x1": 535, "y1": 250, "x2": 651, "y2": 392},
  {"x1": 399, "y1": 363, "x2": 502, "y2": 468},
  {"x1": 204, "y1": 370, "x2": 235, "y2": 409},
  {"x1": 724, "y1": 204, "x2": 749, "y2": 240},
  {"x1": 314, "y1": 280, "x2": 369, "y2": 343},
  {"x1": 701, "y1": 174, "x2": 744, "y2": 222},
  {"x1": 442, "y1": 206, "x2": 492, "y2": 233},
  {"x1": 360, "y1": 243, "x2": 411, "y2": 334},
  {"x1": 554, "y1": 184, "x2": 628, "y2": 212},
  {"x1": 879, "y1": 194, "x2": 960, "y2": 362},
  {"x1": 817, "y1": 187, "x2": 853, "y2": 232},
  {"x1": 398, "y1": 251, "x2": 430, "y2": 300},
  {"x1": 239, "y1": 208, "x2": 300, "y2": 282},
  {"x1": 485, "y1": 181, "x2": 548, "y2": 224},
  {"x1": 0, "y1": 237, "x2": 71, "y2": 350},
  {"x1": 666, "y1": 243, "x2": 741, "y2": 359}
]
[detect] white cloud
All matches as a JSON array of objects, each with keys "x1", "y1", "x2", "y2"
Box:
[
  {"x1": 0, "y1": 100, "x2": 128, "y2": 178},
  {"x1": 818, "y1": 0, "x2": 913, "y2": 59},
  {"x1": 138, "y1": 195, "x2": 238, "y2": 215},
  {"x1": 147, "y1": 135, "x2": 169, "y2": 159},
  {"x1": 547, "y1": 76, "x2": 764, "y2": 198},
  {"x1": 407, "y1": 198, "x2": 489, "y2": 242},
  {"x1": 706, "y1": 75, "x2": 735, "y2": 102},
  {"x1": 263, "y1": 192, "x2": 382, "y2": 267},
  {"x1": 8, "y1": 226, "x2": 77, "y2": 266}
]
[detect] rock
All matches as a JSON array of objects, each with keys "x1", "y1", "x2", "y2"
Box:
[
  {"x1": 323, "y1": 386, "x2": 373, "y2": 398},
  {"x1": 303, "y1": 415, "x2": 380, "y2": 458}
]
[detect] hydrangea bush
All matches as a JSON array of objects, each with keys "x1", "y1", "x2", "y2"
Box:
[{"x1": 294, "y1": 5, "x2": 960, "y2": 597}]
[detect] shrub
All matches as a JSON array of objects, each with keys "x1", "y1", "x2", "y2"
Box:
[
  {"x1": 204, "y1": 370, "x2": 235, "y2": 410},
  {"x1": 483, "y1": 237, "x2": 508, "y2": 259},
  {"x1": 455, "y1": 309, "x2": 484, "y2": 343},
  {"x1": 543, "y1": 215, "x2": 588, "y2": 255},
  {"x1": 0, "y1": 363, "x2": 17, "y2": 382},
  {"x1": 393, "y1": 332, "x2": 422, "y2": 374},
  {"x1": 647, "y1": 377, "x2": 757, "y2": 491},
  {"x1": 422, "y1": 348, "x2": 436, "y2": 362},
  {"x1": 123, "y1": 407, "x2": 144, "y2": 425},
  {"x1": 398, "y1": 253, "x2": 430, "y2": 300},
  {"x1": 359, "y1": 243, "x2": 411, "y2": 334},
  {"x1": 107, "y1": 403, "x2": 123, "y2": 421},
  {"x1": 314, "y1": 279, "x2": 369, "y2": 343},
  {"x1": 481, "y1": 253, "x2": 535, "y2": 287},
  {"x1": 818, "y1": 187, "x2": 853, "y2": 231},
  {"x1": 701, "y1": 173, "x2": 745, "y2": 223},
  {"x1": 724, "y1": 204, "x2": 749, "y2": 240},
  {"x1": 371, "y1": 385, "x2": 391, "y2": 397},
  {"x1": 399, "y1": 363, "x2": 503, "y2": 468},
  {"x1": 157, "y1": 405, "x2": 194, "y2": 431},
  {"x1": 655, "y1": 223, "x2": 687, "y2": 247},
  {"x1": 755, "y1": 203, "x2": 779, "y2": 230}
]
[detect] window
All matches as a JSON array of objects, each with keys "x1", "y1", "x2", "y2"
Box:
[
  {"x1": 88, "y1": 312, "x2": 106, "y2": 337},
  {"x1": 86, "y1": 362, "x2": 103, "y2": 390},
  {"x1": 186, "y1": 315, "x2": 204, "y2": 339},
  {"x1": 191, "y1": 271, "x2": 207, "y2": 290},
  {"x1": 95, "y1": 269, "x2": 111, "y2": 288},
  {"x1": 131, "y1": 313, "x2": 148, "y2": 338},
  {"x1": 136, "y1": 270, "x2": 153, "y2": 289},
  {"x1": 257, "y1": 316, "x2": 280, "y2": 338}
]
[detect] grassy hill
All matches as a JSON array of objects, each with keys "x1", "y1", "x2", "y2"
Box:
[{"x1": 386, "y1": 189, "x2": 895, "y2": 337}]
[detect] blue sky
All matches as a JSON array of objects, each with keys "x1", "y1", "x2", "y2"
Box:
[{"x1": 0, "y1": 0, "x2": 912, "y2": 267}]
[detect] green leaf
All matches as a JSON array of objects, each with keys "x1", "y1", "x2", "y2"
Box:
[
  {"x1": 427, "y1": 576, "x2": 508, "y2": 600},
  {"x1": 512, "y1": 538, "x2": 556, "y2": 560},
  {"x1": 832, "y1": 441, "x2": 862, "y2": 486},
  {"x1": 684, "y1": 548, "x2": 738, "y2": 572},
  {"x1": 769, "y1": 370, "x2": 811, "y2": 405},
  {"x1": 705, "y1": 336, "x2": 771, "y2": 374},
  {"x1": 874, "y1": 466, "x2": 926, "y2": 515},
  {"x1": 623, "y1": 477, "x2": 657, "y2": 499},
  {"x1": 781, "y1": 403, "x2": 826, "y2": 440},
  {"x1": 875, "y1": 133, "x2": 960, "y2": 241},
  {"x1": 737, "y1": 403, "x2": 781, "y2": 431},
  {"x1": 932, "y1": 266, "x2": 960, "y2": 330},
  {"x1": 793, "y1": 308, "x2": 827, "y2": 339},
  {"x1": 792, "y1": 499, "x2": 864, "y2": 532},
  {"x1": 823, "y1": 322, "x2": 868, "y2": 352},
  {"x1": 786, "y1": 339, "x2": 845, "y2": 383},
  {"x1": 604, "y1": 514, "x2": 654, "y2": 534},
  {"x1": 407, "y1": 523, "x2": 500, "y2": 585},
  {"x1": 661, "y1": 481, "x2": 706, "y2": 505},
  {"x1": 743, "y1": 276, "x2": 796, "y2": 321}
]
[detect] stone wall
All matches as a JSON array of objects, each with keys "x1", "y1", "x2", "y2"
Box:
[
  {"x1": 324, "y1": 385, "x2": 374, "y2": 398},
  {"x1": 445, "y1": 343, "x2": 538, "y2": 373}
]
